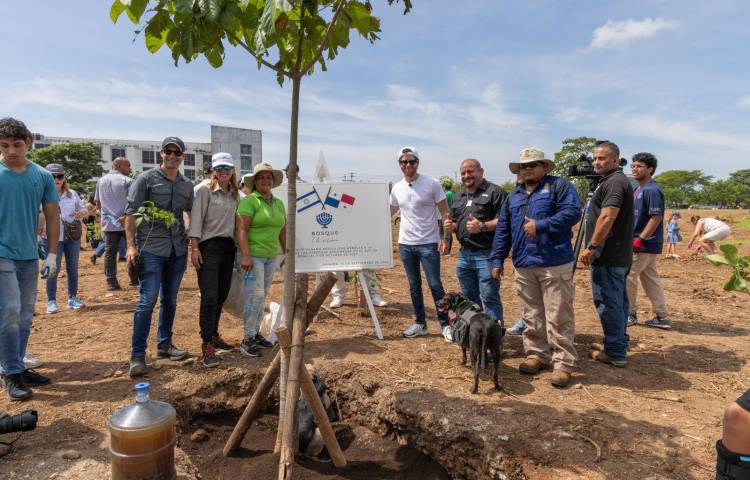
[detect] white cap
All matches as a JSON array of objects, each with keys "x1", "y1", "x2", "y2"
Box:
[
  {"x1": 211, "y1": 152, "x2": 234, "y2": 169},
  {"x1": 397, "y1": 146, "x2": 419, "y2": 161}
]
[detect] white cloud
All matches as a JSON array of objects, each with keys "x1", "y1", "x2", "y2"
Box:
[{"x1": 587, "y1": 18, "x2": 677, "y2": 50}]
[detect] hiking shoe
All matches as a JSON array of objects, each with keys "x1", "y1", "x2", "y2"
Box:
[
  {"x1": 627, "y1": 313, "x2": 638, "y2": 327},
  {"x1": 550, "y1": 370, "x2": 571, "y2": 388},
  {"x1": 519, "y1": 358, "x2": 549, "y2": 375},
  {"x1": 212, "y1": 335, "x2": 235, "y2": 353},
  {"x1": 201, "y1": 342, "x2": 220, "y2": 368},
  {"x1": 239, "y1": 338, "x2": 262, "y2": 357},
  {"x1": 22, "y1": 369, "x2": 51, "y2": 387},
  {"x1": 67, "y1": 297, "x2": 85, "y2": 309},
  {"x1": 254, "y1": 334, "x2": 273, "y2": 349},
  {"x1": 46, "y1": 300, "x2": 60, "y2": 314},
  {"x1": 590, "y1": 350, "x2": 627, "y2": 368},
  {"x1": 2, "y1": 373, "x2": 32, "y2": 401},
  {"x1": 507, "y1": 319, "x2": 526, "y2": 335},
  {"x1": 403, "y1": 323, "x2": 428, "y2": 338},
  {"x1": 90, "y1": 253, "x2": 97, "y2": 265},
  {"x1": 129, "y1": 357, "x2": 147, "y2": 377},
  {"x1": 329, "y1": 296, "x2": 344, "y2": 309},
  {"x1": 442, "y1": 325, "x2": 453, "y2": 343},
  {"x1": 156, "y1": 342, "x2": 188, "y2": 361},
  {"x1": 23, "y1": 353, "x2": 44, "y2": 369},
  {"x1": 107, "y1": 280, "x2": 122, "y2": 291},
  {"x1": 645, "y1": 316, "x2": 672, "y2": 330},
  {"x1": 371, "y1": 294, "x2": 388, "y2": 307},
  {"x1": 129, "y1": 279, "x2": 139, "y2": 287}
]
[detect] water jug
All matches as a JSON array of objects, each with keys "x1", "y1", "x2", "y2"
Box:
[{"x1": 107, "y1": 382, "x2": 176, "y2": 480}]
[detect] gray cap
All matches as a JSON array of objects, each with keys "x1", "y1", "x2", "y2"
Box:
[
  {"x1": 161, "y1": 136, "x2": 186, "y2": 153},
  {"x1": 45, "y1": 163, "x2": 65, "y2": 175}
]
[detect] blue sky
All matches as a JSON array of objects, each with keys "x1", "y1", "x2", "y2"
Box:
[{"x1": 4, "y1": 1, "x2": 749, "y2": 183}]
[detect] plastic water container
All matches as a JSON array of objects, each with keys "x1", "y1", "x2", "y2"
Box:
[{"x1": 107, "y1": 383, "x2": 176, "y2": 480}]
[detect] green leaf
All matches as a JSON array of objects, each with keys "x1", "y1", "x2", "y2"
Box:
[
  {"x1": 110, "y1": 0, "x2": 127, "y2": 23},
  {"x1": 174, "y1": 0, "x2": 195, "y2": 14},
  {"x1": 739, "y1": 256, "x2": 749, "y2": 269},
  {"x1": 706, "y1": 254, "x2": 731, "y2": 267},
  {"x1": 720, "y1": 243, "x2": 740, "y2": 266},
  {"x1": 135, "y1": 217, "x2": 143, "y2": 228},
  {"x1": 199, "y1": 0, "x2": 222, "y2": 21},
  {"x1": 205, "y1": 43, "x2": 224, "y2": 67},
  {"x1": 724, "y1": 271, "x2": 748, "y2": 293},
  {"x1": 124, "y1": 0, "x2": 149, "y2": 23}
]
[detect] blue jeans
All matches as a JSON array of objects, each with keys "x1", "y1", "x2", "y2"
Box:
[
  {"x1": 398, "y1": 243, "x2": 448, "y2": 328},
  {"x1": 456, "y1": 248, "x2": 503, "y2": 323},
  {"x1": 0, "y1": 258, "x2": 38, "y2": 375},
  {"x1": 44, "y1": 239, "x2": 80, "y2": 301},
  {"x1": 242, "y1": 256, "x2": 276, "y2": 340},
  {"x1": 591, "y1": 265, "x2": 630, "y2": 360},
  {"x1": 131, "y1": 251, "x2": 187, "y2": 358},
  {"x1": 96, "y1": 235, "x2": 126, "y2": 259}
]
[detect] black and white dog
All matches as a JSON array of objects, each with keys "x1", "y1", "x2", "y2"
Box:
[{"x1": 437, "y1": 292, "x2": 504, "y2": 394}]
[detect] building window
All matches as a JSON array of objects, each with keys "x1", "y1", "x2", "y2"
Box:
[
  {"x1": 111, "y1": 147, "x2": 126, "y2": 159},
  {"x1": 184, "y1": 153, "x2": 195, "y2": 166},
  {"x1": 184, "y1": 168, "x2": 195, "y2": 181},
  {"x1": 142, "y1": 150, "x2": 158, "y2": 164},
  {"x1": 240, "y1": 144, "x2": 253, "y2": 172}
]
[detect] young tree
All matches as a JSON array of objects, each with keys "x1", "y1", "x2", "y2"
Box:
[
  {"x1": 553, "y1": 136, "x2": 597, "y2": 199},
  {"x1": 110, "y1": 1, "x2": 412, "y2": 476},
  {"x1": 29, "y1": 143, "x2": 105, "y2": 193}
]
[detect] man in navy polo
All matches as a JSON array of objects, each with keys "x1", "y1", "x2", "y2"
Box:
[{"x1": 626, "y1": 152, "x2": 670, "y2": 329}]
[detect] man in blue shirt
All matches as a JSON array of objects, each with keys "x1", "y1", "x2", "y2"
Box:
[
  {"x1": 490, "y1": 148, "x2": 581, "y2": 388},
  {"x1": 0, "y1": 118, "x2": 60, "y2": 401},
  {"x1": 626, "y1": 152, "x2": 670, "y2": 329}
]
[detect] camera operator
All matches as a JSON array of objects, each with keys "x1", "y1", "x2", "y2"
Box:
[
  {"x1": 716, "y1": 388, "x2": 750, "y2": 480},
  {"x1": 580, "y1": 140, "x2": 634, "y2": 368}
]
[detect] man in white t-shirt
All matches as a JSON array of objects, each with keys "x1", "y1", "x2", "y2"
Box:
[{"x1": 390, "y1": 146, "x2": 452, "y2": 340}]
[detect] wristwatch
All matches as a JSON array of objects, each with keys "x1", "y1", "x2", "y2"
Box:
[{"x1": 480, "y1": 222, "x2": 488, "y2": 233}]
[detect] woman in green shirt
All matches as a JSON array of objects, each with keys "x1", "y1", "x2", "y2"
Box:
[{"x1": 236, "y1": 163, "x2": 286, "y2": 357}]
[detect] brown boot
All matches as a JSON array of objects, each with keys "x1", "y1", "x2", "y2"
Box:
[
  {"x1": 590, "y1": 342, "x2": 604, "y2": 352},
  {"x1": 519, "y1": 358, "x2": 549, "y2": 375},
  {"x1": 590, "y1": 350, "x2": 627, "y2": 368},
  {"x1": 550, "y1": 370, "x2": 571, "y2": 388}
]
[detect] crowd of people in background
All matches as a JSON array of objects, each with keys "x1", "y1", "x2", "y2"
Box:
[{"x1": 1, "y1": 117, "x2": 747, "y2": 477}]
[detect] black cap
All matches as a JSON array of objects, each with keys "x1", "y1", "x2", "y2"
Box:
[{"x1": 161, "y1": 136, "x2": 186, "y2": 153}]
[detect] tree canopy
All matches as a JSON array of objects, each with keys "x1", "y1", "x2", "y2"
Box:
[{"x1": 29, "y1": 143, "x2": 105, "y2": 194}]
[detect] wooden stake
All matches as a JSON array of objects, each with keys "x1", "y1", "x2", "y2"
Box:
[
  {"x1": 275, "y1": 326, "x2": 346, "y2": 467},
  {"x1": 222, "y1": 273, "x2": 337, "y2": 457}
]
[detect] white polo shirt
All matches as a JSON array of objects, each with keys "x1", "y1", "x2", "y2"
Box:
[{"x1": 389, "y1": 174, "x2": 446, "y2": 245}]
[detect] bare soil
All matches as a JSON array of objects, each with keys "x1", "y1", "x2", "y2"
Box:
[{"x1": 1, "y1": 209, "x2": 748, "y2": 480}]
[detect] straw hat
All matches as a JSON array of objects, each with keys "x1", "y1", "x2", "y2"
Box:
[
  {"x1": 509, "y1": 147, "x2": 555, "y2": 174},
  {"x1": 243, "y1": 162, "x2": 283, "y2": 191}
]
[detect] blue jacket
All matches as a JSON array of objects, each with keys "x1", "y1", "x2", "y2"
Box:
[{"x1": 490, "y1": 175, "x2": 581, "y2": 269}]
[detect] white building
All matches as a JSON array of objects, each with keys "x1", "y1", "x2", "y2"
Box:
[{"x1": 31, "y1": 125, "x2": 262, "y2": 182}]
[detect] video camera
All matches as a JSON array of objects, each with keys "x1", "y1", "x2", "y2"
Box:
[
  {"x1": 0, "y1": 410, "x2": 37, "y2": 435},
  {"x1": 568, "y1": 153, "x2": 628, "y2": 179}
]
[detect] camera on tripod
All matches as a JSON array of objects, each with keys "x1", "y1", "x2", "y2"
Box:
[
  {"x1": 0, "y1": 410, "x2": 37, "y2": 435},
  {"x1": 568, "y1": 153, "x2": 627, "y2": 179}
]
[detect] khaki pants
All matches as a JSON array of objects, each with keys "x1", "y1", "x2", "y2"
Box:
[
  {"x1": 515, "y1": 262, "x2": 577, "y2": 372},
  {"x1": 626, "y1": 253, "x2": 667, "y2": 317}
]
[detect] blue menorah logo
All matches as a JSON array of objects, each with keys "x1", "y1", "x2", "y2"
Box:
[{"x1": 316, "y1": 212, "x2": 333, "y2": 228}]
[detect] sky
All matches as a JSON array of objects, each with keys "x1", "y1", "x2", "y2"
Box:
[{"x1": 3, "y1": 0, "x2": 749, "y2": 184}]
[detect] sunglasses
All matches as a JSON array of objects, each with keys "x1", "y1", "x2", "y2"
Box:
[
  {"x1": 213, "y1": 165, "x2": 233, "y2": 172},
  {"x1": 163, "y1": 148, "x2": 183, "y2": 156},
  {"x1": 519, "y1": 162, "x2": 541, "y2": 170},
  {"x1": 399, "y1": 159, "x2": 418, "y2": 166},
  {"x1": 53, "y1": 174, "x2": 65, "y2": 179}
]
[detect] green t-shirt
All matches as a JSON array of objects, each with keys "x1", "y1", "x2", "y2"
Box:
[{"x1": 237, "y1": 191, "x2": 287, "y2": 258}]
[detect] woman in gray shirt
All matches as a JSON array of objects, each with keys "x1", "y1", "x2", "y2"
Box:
[{"x1": 188, "y1": 153, "x2": 239, "y2": 367}]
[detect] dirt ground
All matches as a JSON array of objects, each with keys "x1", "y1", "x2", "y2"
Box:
[{"x1": 1, "y1": 209, "x2": 748, "y2": 480}]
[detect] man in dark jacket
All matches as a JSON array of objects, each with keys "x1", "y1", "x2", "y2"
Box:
[{"x1": 490, "y1": 148, "x2": 581, "y2": 388}]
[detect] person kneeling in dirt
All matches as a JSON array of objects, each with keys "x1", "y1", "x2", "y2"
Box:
[
  {"x1": 716, "y1": 388, "x2": 750, "y2": 480},
  {"x1": 125, "y1": 137, "x2": 194, "y2": 377},
  {"x1": 687, "y1": 215, "x2": 731, "y2": 255},
  {"x1": 490, "y1": 148, "x2": 581, "y2": 388}
]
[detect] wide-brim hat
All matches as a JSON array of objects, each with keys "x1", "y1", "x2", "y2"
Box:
[
  {"x1": 509, "y1": 147, "x2": 555, "y2": 174},
  {"x1": 244, "y1": 162, "x2": 283, "y2": 191}
]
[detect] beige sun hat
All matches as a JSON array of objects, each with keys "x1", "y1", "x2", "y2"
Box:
[
  {"x1": 243, "y1": 162, "x2": 284, "y2": 191},
  {"x1": 509, "y1": 147, "x2": 555, "y2": 174}
]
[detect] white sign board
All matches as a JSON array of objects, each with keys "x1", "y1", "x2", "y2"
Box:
[{"x1": 274, "y1": 183, "x2": 393, "y2": 273}]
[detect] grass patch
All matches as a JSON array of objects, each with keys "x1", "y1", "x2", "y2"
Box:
[{"x1": 735, "y1": 217, "x2": 750, "y2": 232}]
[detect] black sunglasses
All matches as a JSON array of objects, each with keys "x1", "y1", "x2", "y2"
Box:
[
  {"x1": 163, "y1": 148, "x2": 183, "y2": 156},
  {"x1": 213, "y1": 165, "x2": 233, "y2": 172},
  {"x1": 399, "y1": 159, "x2": 418, "y2": 166},
  {"x1": 52, "y1": 174, "x2": 65, "y2": 179},
  {"x1": 519, "y1": 162, "x2": 541, "y2": 170}
]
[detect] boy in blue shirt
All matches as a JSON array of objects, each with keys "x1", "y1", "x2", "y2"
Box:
[
  {"x1": 0, "y1": 118, "x2": 60, "y2": 400},
  {"x1": 626, "y1": 152, "x2": 671, "y2": 329}
]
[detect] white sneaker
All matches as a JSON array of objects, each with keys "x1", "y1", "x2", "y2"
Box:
[
  {"x1": 329, "y1": 296, "x2": 344, "y2": 309},
  {"x1": 371, "y1": 294, "x2": 388, "y2": 307},
  {"x1": 46, "y1": 300, "x2": 59, "y2": 314},
  {"x1": 442, "y1": 325, "x2": 453, "y2": 343},
  {"x1": 403, "y1": 323, "x2": 428, "y2": 338},
  {"x1": 23, "y1": 353, "x2": 45, "y2": 369}
]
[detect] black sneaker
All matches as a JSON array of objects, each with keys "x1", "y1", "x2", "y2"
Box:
[
  {"x1": 129, "y1": 357, "x2": 147, "y2": 377},
  {"x1": 2, "y1": 373, "x2": 32, "y2": 401},
  {"x1": 107, "y1": 280, "x2": 122, "y2": 291},
  {"x1": 156, "y1": 342, "x2": 188, "y2": 361},
  {"x1": 90, "y1": 253, "x2": 97, "y2": 265},
  {"x1": 22, "y1": 369, "x2": 51, "y2": 387},
  {"x1": 201, "y1": 342, "x2": 220, "y2": 368},
  {"x1": 239, "y1": 338, "x2": 262, "y2": 358},
  {"x1": 212, "y1": 335, "x2": 235, "y2": 353},
  {"x1": 255, "y1": 334, "x2": 273, "y2": 349}
]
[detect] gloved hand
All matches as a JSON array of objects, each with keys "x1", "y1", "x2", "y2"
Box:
[
  {"x1": 41, "y1": 253, "x2": 57, "y2": 279},
  {"x1": 633, "y1": 237, "x2": 644, "y2": 253}
]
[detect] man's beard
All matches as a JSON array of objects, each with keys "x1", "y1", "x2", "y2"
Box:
[{"x1": 524, "y1": 178, "x2": 538, "y2": 187}]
